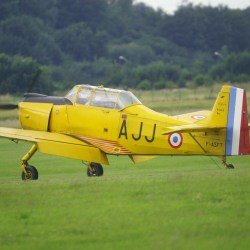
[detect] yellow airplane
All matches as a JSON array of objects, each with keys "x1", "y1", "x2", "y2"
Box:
[{"x1": 0, "y1": 84, "x2": 250, "y2": 180}]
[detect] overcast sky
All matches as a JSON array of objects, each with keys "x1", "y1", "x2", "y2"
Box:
[{"x1": 135, "y1": 0, "x2": 250, "y2": 14}]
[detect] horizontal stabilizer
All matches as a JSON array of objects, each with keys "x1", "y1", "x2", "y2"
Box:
[{"x1": 162, "y1": 124, "x2": 223, "y2": 135}]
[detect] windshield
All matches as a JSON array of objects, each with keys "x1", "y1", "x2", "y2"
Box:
[
  {"x1": 118, "y1": 92, "x2": 141, "y2": 108},
  {"x1": 65, "y1": 85, "x2": 141, "y2": 109},
  {"x1": 65, "y1": 86, "x2": 78, "y2": 103}
]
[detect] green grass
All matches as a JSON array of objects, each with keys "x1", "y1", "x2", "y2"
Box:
[
  {"x1": 1, "y1": 84, "x2": 250, "y2": 249},
  {"x1": 0, "y1": 139, "x2": 250, "y2": 250}
]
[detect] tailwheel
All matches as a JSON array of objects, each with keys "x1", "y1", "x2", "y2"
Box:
[
  {"x1": 21, "y1": 165, "x2": 39, "y2": 180},
  {"x1": 225, "y1": 163, "x2": 234, "y2": 169},
  {"x1": 222, "y1": 156, "x2": 235, "y2": 169},
  {"x1": 87, "y1": 162, "x2": 103, "y2": 177}
]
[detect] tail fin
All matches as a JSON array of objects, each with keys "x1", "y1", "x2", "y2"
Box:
[{"x1": 210, "y1": 85, "x2": 250, "y2": 155}]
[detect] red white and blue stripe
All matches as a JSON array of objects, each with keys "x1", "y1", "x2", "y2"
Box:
[{"x1": 226, "y1": 87, "x2": 250, "y2": 155}]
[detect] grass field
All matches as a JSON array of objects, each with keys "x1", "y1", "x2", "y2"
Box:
[
  {"x1": 0, "y1": 139, "x2": 250, "y2": 250},
  {"x1": 0, "y1": 85, "x2": 250, "y2": 249}
]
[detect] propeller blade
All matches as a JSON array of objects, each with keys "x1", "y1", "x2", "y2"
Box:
[
  {"x1": 27, "y1": 69, "x2": 41, "y2": 93},
  {"x1": 0, "y1": 70, "x2": 42, "y2": 111},
  {"x1": 0, "y1": 104, "x2": 18, "y2": 110}
]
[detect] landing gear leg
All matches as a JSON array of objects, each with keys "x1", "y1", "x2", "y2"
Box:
[
  {"x1": 21, "y1": 144, "x2": 39, "y2": 180},
  {"x1": 85, "y1": 162, "x2": 103, "y2": 177},
  {"x1": 222, "y1": 156, "x2": 235, "y2": 169}
]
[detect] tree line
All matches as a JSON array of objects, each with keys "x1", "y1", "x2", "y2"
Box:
[{"x1": 0, "y1": 0, "x2": 250, "y2": 94}]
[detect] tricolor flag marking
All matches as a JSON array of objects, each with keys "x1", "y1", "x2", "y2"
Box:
[{"x1": 226, "y1": 87, "x2": 248, "y2": 155}]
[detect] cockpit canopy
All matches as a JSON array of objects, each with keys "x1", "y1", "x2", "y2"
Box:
[{"x1": 65, "y1": 85, "x2": 141, "y2": 110}]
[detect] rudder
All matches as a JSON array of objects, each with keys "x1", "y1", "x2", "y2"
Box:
[
  {"x1": 226, "y1": 86, "x2": 250, "y2": 155},
  {"x1": 209, "y1": 85, "x2": 250, "y2": 155}
]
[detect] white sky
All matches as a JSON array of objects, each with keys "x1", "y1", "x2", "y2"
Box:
[{"x1": 135, "y1": 0, "x2": 250, "y2": 14}]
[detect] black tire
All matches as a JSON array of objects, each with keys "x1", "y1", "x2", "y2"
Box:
[
  {"x1": 87, "y1": 163, "x2": 103, "y2": 177},
  {"x1": 226, "y1": 164, "x2": 234, "y2": 169},
  {"x1": 21, "y1": 165, "x2": 39, "y2": 180}
]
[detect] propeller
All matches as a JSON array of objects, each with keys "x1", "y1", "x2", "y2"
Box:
[
  {"x1": 0, "y1": 104, "x2": 18, "y2": 110},
  {"x1": 26, "y1": 69, "x2": 41, "y2": 94},
  {"x1": 0, "y1": 69, "x2": 41, "y2": 110}
]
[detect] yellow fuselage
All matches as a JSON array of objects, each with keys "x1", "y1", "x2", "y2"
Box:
[{"x1": 18, "y1": 102, "x2": 226, "y2": 157}]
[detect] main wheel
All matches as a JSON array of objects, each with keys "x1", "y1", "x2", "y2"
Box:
[
  {"x1": 87, "y1": 163, "x2": 103, "y2": 177},
  {"x1": 21, "y1": 165, "x2": 39, "y2": 180}
]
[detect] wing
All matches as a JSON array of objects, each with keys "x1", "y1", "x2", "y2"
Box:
[{"x1": 0, "y1": 127, "x2": 109, "y2": 165}]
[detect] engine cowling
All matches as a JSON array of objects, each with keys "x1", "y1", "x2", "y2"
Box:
[
  {"x1": 19, "y1": 93, "x2": 72, "y2": 131},
  {"x1": 19, "y1": 102, "x2": 53, "y2": 131}
]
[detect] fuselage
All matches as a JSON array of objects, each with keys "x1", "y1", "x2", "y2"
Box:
[{"x1": 18, "y1": 85, "x2": 226, "y2": 156}]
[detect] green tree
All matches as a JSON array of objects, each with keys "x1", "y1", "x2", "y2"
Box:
[
  {"x1": 56, "y1": 0, "x2": 108, "y2": 29},
  {"x1": 0, "y1": 53, "x2": 54, "y2": 94},
  {"x1": 0, "y1": 15, "x2": 61, "y2": 64},
  {"x1": 0, "y1": 0, "x2": 19, "y2": 21},
  {"x1": 19, "y1": 0, "x2": 58, "y2": 27},
  {"x1": 56, "y1": 22, "x2": 107, "y2": 61}
]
